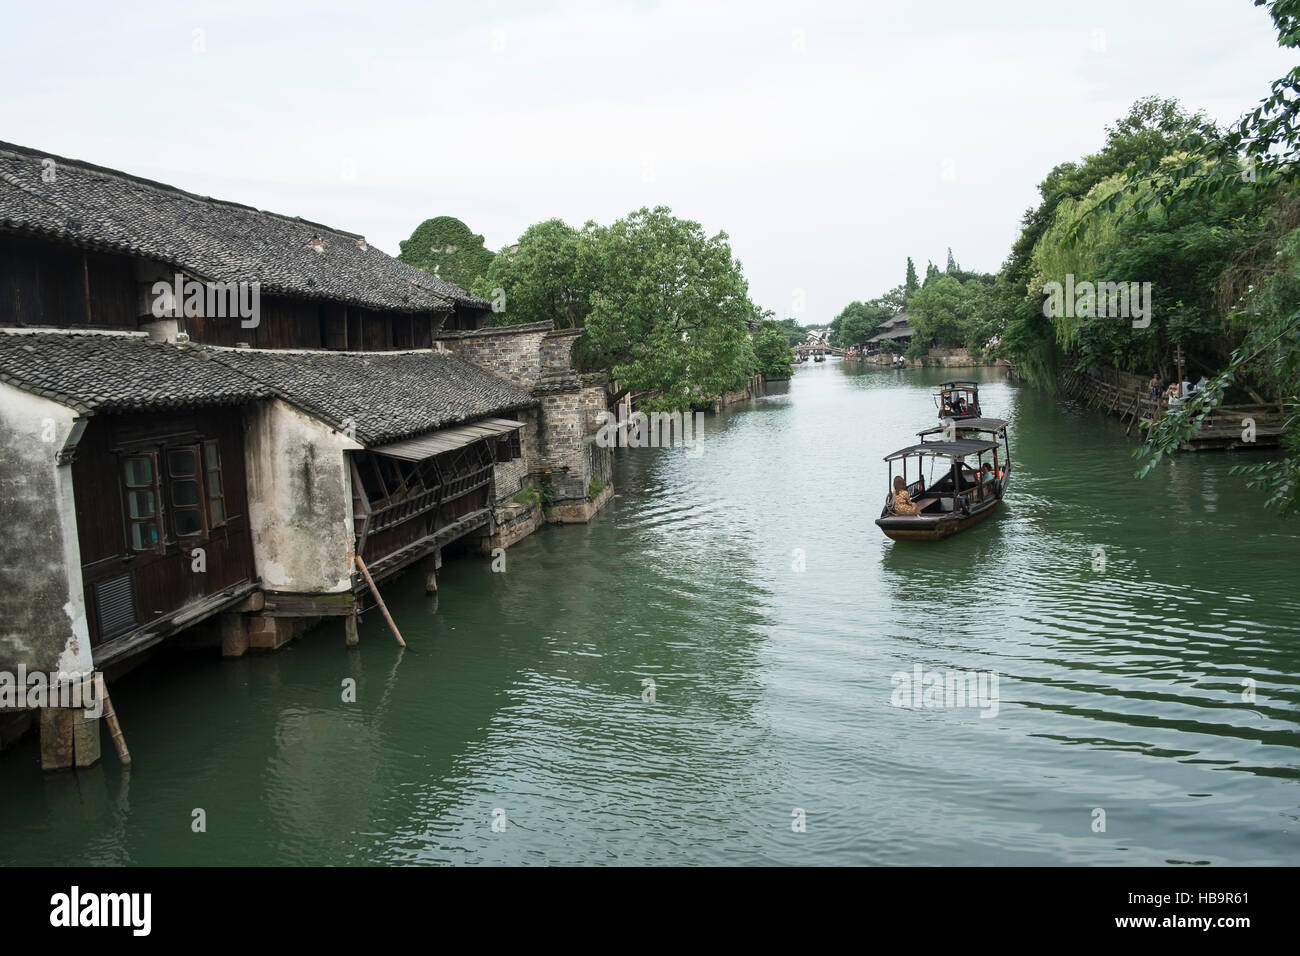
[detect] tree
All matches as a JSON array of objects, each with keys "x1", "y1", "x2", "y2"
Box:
[
  {"x1": 1129, "y1": 1, "x2": 1300, "y2": 515},
  {"x1": 398, "y1": 216, "x2": 495, "y2": 290},
  {"x1": 946, "y1": 248, "x2": 959, "y2": 273},
  {"x1": 577, "y1": 207, "x2": 757, "y2": 410},
  {"x1": 907, "y1": 275, "x2": 979, "y2": 351},
  {"x1": 830, "y1": 300, "x2": 893, "y2": 348},
  {"x1": 905, "y1": 258, "x2": 919, "y2": 299},
  {"x1": 754, "y1": 324, "x2": 794, "y2": 378},
  {"x1": 472, "y1": 219, "x2": 587, "y2": 328}
]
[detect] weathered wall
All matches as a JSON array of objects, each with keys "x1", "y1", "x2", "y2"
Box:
[
  {"x1": 534, "y1": 388, "x2": 589, "y2": 500},
  {"x1": 435, "y1": 322, "x2": 551, "y2": 390},
  {"x1": 0, "y1": 383, "x2": 93, "y2": 674},
  {"x1": 916, "y1": 347, "x2": 1006, "y2": 368},
  {"x1": 243, "y1": 399, "x2": 359, "y2": 593}
]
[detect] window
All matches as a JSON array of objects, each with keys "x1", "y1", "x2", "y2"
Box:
[
  {"x1": 123, "y1": 455, "x2": 159, "y2": 551},
  {"x1": 167, "y1": 446, "x2": 204, "y2": 537},
  {"x1": 203, "y1": 440, "x2": 226, "y2": 527},
  {"x1": 494, "y1": 431, "x2": 522, "y2": 463}
]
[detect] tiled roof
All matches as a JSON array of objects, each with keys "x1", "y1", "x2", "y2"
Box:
[
  {"x1": 205, "y1": 347, "x2": 536, "y2": 444},
  {"x1": 0, "y1": 331, "x2": 536, "y2": 443},
  {"x1": 0, "y1": 140, "x2": 490, "y2": 313},
  {"x1": 0, "y1": 330, "x2": 271, "y2": 413}
]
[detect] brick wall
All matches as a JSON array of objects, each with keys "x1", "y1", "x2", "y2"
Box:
[{"x1": 436, "y1": 323, "x2": 550, "y2": 389}]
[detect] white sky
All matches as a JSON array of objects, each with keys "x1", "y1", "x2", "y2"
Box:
[{"x1": 2, "y1": 0, "x2": 1293, "y2": 326}]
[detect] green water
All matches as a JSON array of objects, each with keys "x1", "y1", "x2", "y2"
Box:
[{"x1": 2, "y1": 363, "x2": 1298, "y2": 865}]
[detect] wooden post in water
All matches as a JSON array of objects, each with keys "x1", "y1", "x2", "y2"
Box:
[
  {"x1": 354, "y1": 555, "x2": 406, "y2": 648},
  {"x1": 96, "y1": 673, "x2": 130, "y2": 767}
]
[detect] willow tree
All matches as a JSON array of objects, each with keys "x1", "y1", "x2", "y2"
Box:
[{"x1": 577, "y1": 206, "x2": 757, "y2": 411}]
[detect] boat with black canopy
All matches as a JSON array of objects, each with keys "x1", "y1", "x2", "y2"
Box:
[
  {"x1": 918, "y1": 416, "x2": 1011, "y2": 476},
  {"x1": 874, "y1": 436, "x2": 1007, "y2": 541},
  {"x1": 934, "y1": 380, "x2": 982, "y2": 420}
]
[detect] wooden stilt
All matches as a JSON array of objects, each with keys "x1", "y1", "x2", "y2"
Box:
[
  {"x1": 345, "y1": 609, "x2": 359, "y2": 648},
  {"x1": 96, "y1": 673, "x2": 130, "y2": 767},
  {"x1": 354, "y1": 555, "x2": 406, "y2": 648}
]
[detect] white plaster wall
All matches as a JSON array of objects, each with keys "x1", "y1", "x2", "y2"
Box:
[
  {"x1": 243, "y1": 399, "x2": 360, "y2": 593},
  {"x1": 0, "y1": 382, "x2": 94, "y2": 675}
]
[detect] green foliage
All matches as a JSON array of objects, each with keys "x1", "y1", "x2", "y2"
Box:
[
  {"x1": 905, "y1": 258, "x2": 919, "y2": 299},
  {"x1": 512, "y1": 485, "x2": 541, "y2": 507},
  {"x1": 398, "y1": 216, "x2": 495, "y2": 290},
  {"x1": 829, "y1": 300, "x2": 893, "y2": 348},
  {"x1": 587, "y1": 477, "x2": 606, "y2": 500},
  {"x1": 577, "y1": 206, "x2": 757, "y2": 411},
  {"x1": 754, "y1": 324, "x2": 794, "y2": 377},
  {"x1": 539, "y1": 476, "x2": 556, "y2": 508},
  {"x1": 907, "y1": 274, "x2": 992, "y2": 351},
  {"x1": 1009, "y1": 2, "x2": 1300, "y2": 515},
  {"x1": 770, "y1": 317, "x2": 807, "y2": 347},
  {"x1": 472, "y1": 219, "x2": 588, "y2": 329}
]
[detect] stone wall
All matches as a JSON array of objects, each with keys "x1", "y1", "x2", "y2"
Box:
[
  {"x1": 716, "y1": 373, "x2": 766, "y2": 409},
  {"x1": 435, "y1": 321, "x2": 552, "y2": 390},
  {"x1": 915, "y1": 347, "x2": 1007, "y2": 368}
]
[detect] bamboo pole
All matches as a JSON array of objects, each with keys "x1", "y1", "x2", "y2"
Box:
[
  {"x1": 354, "y1": 555, "x2": 407, "y2": 648},
  {"x1": 96, "y1": 673, "x2": 130, "y2": 767}
]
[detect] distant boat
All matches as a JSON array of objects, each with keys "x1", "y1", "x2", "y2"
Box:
[
  {"x1": 814, "y1": 353, "x2": 825, "y2": 363},
  {"x1": 875, "y1": 417, "x2": 1011, "y2": 541},
  {"x1": 934, "y1": 380, "x2": 982, "y2": 420}
]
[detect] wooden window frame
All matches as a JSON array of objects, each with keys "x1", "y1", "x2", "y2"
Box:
[
  {"x1": 121, "y1": 452, "x2": 162, "y2": 554},
  {"x1": 203, "y1": 439, "x2": 227, "y2": 529}
]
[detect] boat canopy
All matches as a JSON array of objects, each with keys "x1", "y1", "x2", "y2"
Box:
[
  {"x1": 917, "y1": 417, "x2": 1008, "y2": 436},
  {"x1": 938, "y1": 380, "x2": 980, "y2": 388},
  {"x1": 883, "y1": 438, "x2": 998, "y2": 461}
]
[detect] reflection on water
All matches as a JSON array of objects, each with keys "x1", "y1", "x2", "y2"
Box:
[{"x1": 1, "y1": 361, "x2": 1298, "y2": 865}]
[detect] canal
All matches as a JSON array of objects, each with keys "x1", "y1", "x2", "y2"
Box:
[{"x1": 2, "y1": 362, "x2": 1298, "y2": 865}]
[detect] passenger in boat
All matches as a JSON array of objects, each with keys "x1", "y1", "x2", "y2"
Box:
[
  {"x1": 892, "y1": 476, "x2": 921, "y2": 515},
  {"x1": 980, "y1": 463, "x2": 996, "y2": 497}
]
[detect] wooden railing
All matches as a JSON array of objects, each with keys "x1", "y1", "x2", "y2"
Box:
[{"x1": 368, "y1": 487, "x2": 441, "y2": 534}]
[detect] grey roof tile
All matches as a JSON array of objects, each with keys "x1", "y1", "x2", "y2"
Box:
[{"x1": 0, "y1": 141, "x2": 490, "y2": 313}]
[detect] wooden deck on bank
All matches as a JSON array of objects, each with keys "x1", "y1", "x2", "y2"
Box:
[{"x1": 1060, "y1": 371, "x2": 1285, "y2": 450}]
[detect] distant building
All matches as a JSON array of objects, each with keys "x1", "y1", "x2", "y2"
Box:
[{"x1": 866, "y1": 313, "x2": 913, "y2": 350}]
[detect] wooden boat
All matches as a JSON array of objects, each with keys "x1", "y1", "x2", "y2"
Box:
[
  {"x1": 934, "y1": 380, "x2": 982, "y2": 420},
  {"x1": 814, "y1": 353, "x2": 825, "y2": 363},
  {"x1": 875, "y1": 429, "x2": 1010, "y2": 541}
]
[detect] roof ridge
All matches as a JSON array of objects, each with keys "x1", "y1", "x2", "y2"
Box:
[{"x1": 0, "y1": 140, "x2": 366, "y2": 241}]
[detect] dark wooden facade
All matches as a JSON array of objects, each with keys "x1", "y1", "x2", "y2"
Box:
[
  {"x1": 0, "y1": 234, "x2": 476, "y2": 350},
  {"x1": 72, "y1": 408, "x2": 256, "y2": 648},
  {"x1": 0, "y1": 234, "x2": 137, "y2": 329},
  {"x1": 185, "y1": 297, "x2": 446, "y2": 350}
]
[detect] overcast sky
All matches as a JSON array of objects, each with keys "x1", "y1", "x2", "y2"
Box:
[{"x1": 2, "y1": 1, "x2": 1293, "y2": 326}]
